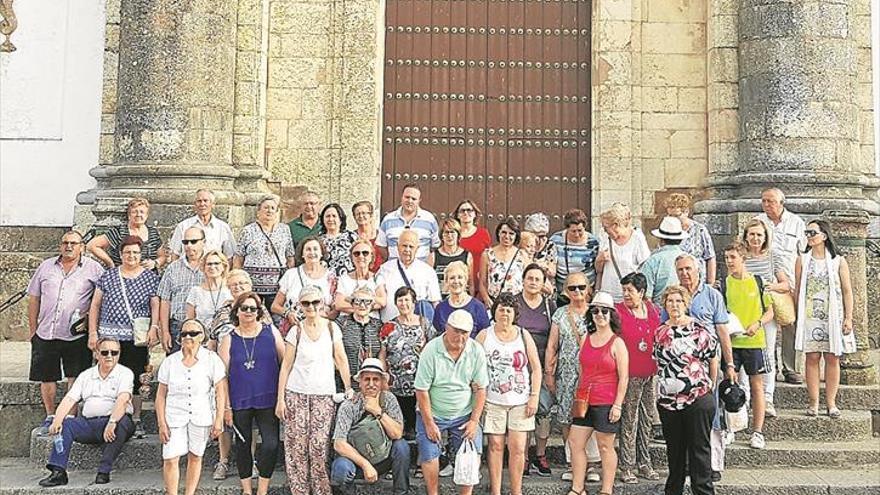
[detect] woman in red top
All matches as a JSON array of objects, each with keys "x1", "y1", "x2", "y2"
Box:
[
  {"x1": 614, "y1": 272, "x2": 660, "y2": 484},
  {"x1": 453, "y1": 199, "x2": 491, "y2": 293},
  {"x1": 569, "y1": 292, "x2": 629, "y2": 495}
]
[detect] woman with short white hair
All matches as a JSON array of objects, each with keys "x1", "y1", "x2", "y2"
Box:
[{"x1": 595, "y1": 203, "x2": 650, "y2": 302}]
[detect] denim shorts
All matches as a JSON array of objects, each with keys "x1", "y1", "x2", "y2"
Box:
[{"x1": 415, "y1": 412, "x2": 483, "y2": 464}]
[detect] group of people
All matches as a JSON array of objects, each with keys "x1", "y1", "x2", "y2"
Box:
[{"x1": 27, "y1": 184, "x2": 855, "y2": 495}]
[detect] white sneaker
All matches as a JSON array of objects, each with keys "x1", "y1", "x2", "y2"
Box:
[
  {"x1": 765, "y1": 402, "x2": 777, "y2": 418},
  {"x1": 439, "y1": 463, "x2": 454, "y2": 477},
  {"x1": 586, "y1": 466, "x2": 600, "y2": 483},
  {"x1": 561, "y1": 469, "x2": 573, "y2": 481},
  {"x1": 750, "y1": 431, "x2": 766, "y2": 450}
]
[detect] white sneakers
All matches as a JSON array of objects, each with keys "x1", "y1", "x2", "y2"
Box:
[
  {"x1": 750, "y1": 431, "x2": 766, "y2": 449},
  {"x1": 765, "y1": 402, "x2": 777, "y2": 418}
]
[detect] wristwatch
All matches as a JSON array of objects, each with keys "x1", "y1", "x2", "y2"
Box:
[
  {"x1": 108, "y1": 418, "x2": 117, "y2": 424},
  {"x1": 375, "y1": 411, "x2": 385, "y2": 421}
]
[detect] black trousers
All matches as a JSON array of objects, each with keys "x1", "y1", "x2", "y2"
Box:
[
  {"x1": 395, "y1": 394, "x2": 417, "y2": 435},
  {"x1": 658, "y1": 392, "x2": 715, "y2": 495},
  {"x1": 232, "y1": 407, "x2": 280, "y2": 479}
]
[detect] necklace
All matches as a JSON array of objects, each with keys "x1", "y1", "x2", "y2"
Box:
[
  {"x1": 207, "y1": 281, "x2": 223, "y2": 313},
  {"x1": 239, "y1": 327, "x2": 259, "y2": 370}
]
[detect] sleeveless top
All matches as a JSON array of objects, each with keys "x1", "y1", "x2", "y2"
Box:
[
  {"x1": 486, "y1": 249, "x2": 525, "y2": 297},
  {"x1": 229, "y1": 324, "x2": 280, "y2": 410},
  {"x1": 434, "y1": 248, "x2": 469, "y2": 295},
  {"x1": 578, "y1": 334, "x2": 619, "y2": 406},
  {"x1": 484, "y1": 326, "x2": 531, "y2": 406}
]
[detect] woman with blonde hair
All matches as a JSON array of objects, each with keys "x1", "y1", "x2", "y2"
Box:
[
  {"x1": 595, "y1": 203, "x2": 650, "y2": 302},
  {"x1": 186, "y1": 250, "x2": 232, "y2": 330},
  {"x1": 334, "y1": 238, "x2": 387, "y2": 317}
]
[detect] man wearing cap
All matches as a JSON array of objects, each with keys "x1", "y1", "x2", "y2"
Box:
[
  {"x1": 640, "y1": 217, "x2": 688, "y2": 304},
  {"x1": 414, "y1": 309, "x2": 489, "y2": 495},
  {"x1": 331, "y1": 358, "x2": 410, "y2": 495}
]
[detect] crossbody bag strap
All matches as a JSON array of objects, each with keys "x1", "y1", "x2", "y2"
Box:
[
  {"x1": 608, "y1": 240, "x2": 623, "y2": 280},
  {"x1": 117, "y1": 269, "x2": 136, "y2": 325},
  {"x1": 396, "y1": 260, "x2": 413, "y2": 289},
  {"x1": 497, "y1": 248, "x2": 521, "y2": 293},
  {"x1": 259, "y1": 226, "x2": 285, "y2": 268}
]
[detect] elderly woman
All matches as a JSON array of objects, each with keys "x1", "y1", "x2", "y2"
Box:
[
  {"x1": 277, "y1": 286, "x2": 352, "y2": 495},
  {"x1": 156, "y1": 319, "x2": 227, "y2": 495},
  {"x1": 432, "y1": 261, "x2": 491, "y2": 338},
  {"x1": 614, "y1": 273, "x2": 660, "y2": 483},
  {"x1": 476, "y1": 293, "x2": 542, "y2": 495},
  {"x1": 569, "y1": 292, "x2": 628, "y2": 495},
  {"x1": 218, "y1": 292, "x2": 284, "y2": 495},
  {"x1": 524, "y1": 213, "x2": 557, "y2": 296},
  {"x1": 233, "y1": 194, "x2": 296, "y2": 310},
  {"x1": 434, "y1": 218, "x2": 474, "y2": 296},
  {"x1": 550, "y1": 209, "x2": 600, "y2": 303},
  {"x1": 379, "y1": 286, "x2": 432, "y2": 438},
  {"x1": 453, "y1": 199, "x2": 492, "y2": 286},
  {"x1": 352, "y1": 201, "x2": 384, "y2": 272},
  {"x1": 88, "y1": 235, "x2": 159, "y2": 439},
  {"x1": 321, "y1": 203, "x2": 359, "y2": 277},
  {"x1": 544, "y1": 272, "x2": 599, "y2": 483},
  {"x1": 595, "y1": 203, "x2": 650, "y2": 302},
  {"x1": 665, "y1": 193, "x2": 717, "y2": 285},
  {"x1": 334, "y1": 238, "x2": 387, "y2": 317},
  {"x1": 272, "y1": 236, "x2": 335, "y2": 333},
  {"x1": 794, "y1": 219, "x2": 854, "y2": 418},
  {"x1": 336, "y1": 287, "x2": 383, "y2": 389},
  {"x1": 741, "y1": 218, "x2": 791, "y2": 417},
  {"x1": 480, "y1": 217, "x2": 529, "y2": 307},
  {"x1": 654, "y1": 285, "x2": 717, "y2": 495},
  {"x1": 186, "y1": 250, "x2": 232, "y2": 331},
  {"x1": 87, "y1": 197, "x2": 166, "y2": 270},
  {"x1": 209, "y1": 269, "x2": 272, "y2": 348}
]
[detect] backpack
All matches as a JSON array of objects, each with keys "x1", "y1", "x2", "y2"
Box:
[{"x1": 347, "y1": 411, "x2": 392, "y2": 465}]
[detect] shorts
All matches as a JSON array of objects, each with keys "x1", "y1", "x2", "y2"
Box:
[
  {"x1": 732, "y1": 348, "x2": 768, "y2": 376},
  {"x1": 29, "y1": 335, "x2": 93, "y2": 382},
  {"x1": 118, "y1": 340, "x2": 149, "y2": 395},
  {"x1": 483, "y1": 402, "x2": 535, "y2": 434},
  {"x1": 571, "y1": 405, "x2": 620, "y2": 434},
  {"x1": 416, "y1": 413, "x2": 483, "y2": 465},
  {"x1": 162, "y1": 422, "x2": 212, "y2": 459},
  {"x1": 534, "y1": 415, "x2": 551, "y2": 439}
]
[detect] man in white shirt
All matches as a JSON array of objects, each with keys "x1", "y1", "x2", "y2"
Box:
[
  {"x1": 168, "y1": 189, "x2": 236, "y2": 259},
  {"x1": 756, "y1": 187, "x2": 806, "y2": 384},
  {"x1": 378, "y1": 230, "x2": 441, "y2": 322},
  {"x1": 39, "y1": 337, "x2": 135, "y2": 487},
  {"x1": 376, "y1": 184, "x2": 440, "y2": 262}
]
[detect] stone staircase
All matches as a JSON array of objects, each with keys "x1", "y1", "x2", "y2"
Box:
[{"x1": 6, "y1": 382, "x2": 878, "y2": 494}]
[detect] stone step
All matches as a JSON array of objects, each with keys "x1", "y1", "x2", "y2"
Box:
[
  {"x1": 756, "y1": 409, "x2": 874, "y2": 442},
  {"x1": 771, "y1": 382, "x2": 880, "y2": 411},
  {"x1": 4, "y1": 457, "x2": 880, "y2": 495}
]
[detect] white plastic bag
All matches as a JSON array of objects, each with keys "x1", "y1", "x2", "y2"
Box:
[
  {"x1": 725, "y1": 407, "x2": 748, "y2": 433},
  {"x1": 453, "y1": 439, "x2": 481, "y2": 486}
]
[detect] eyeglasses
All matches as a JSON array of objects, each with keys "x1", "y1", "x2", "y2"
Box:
[
  {"x1": 181, "y1": 238, "x2": 204, "y2": 245},
  {"x1": 239, "y1": 305, "x2": 259, "y2": 313},
  {"x1": 300, "y1": 300, "x2": 322, "y2": 308},
  {"x1": 99, "y1": 350, "x2": 120, "y2": 357},
  {"x1": 205, "y1": 261, "x2": 224, "y2": 267},
  {"x1": 352, "y1": 298, "x2": 373, "y2": 307},
  {"x1": 458, "y1": 207, "x2": 475, "y2": 214},
  {"x1": 590, "y1": 307, "x2": 611, "y2": 316},
  {"x1": 352, "y1": 250, "x2": 372, "y2": 257},
  {"x1": 567, "y1": 285, "x2": 588, "y2": 292},
  {"x1": 804, "y1": 230, "x2": 821, "y2": 237},
  {"x1": 442, "y1": 230, "x2": 458, "y2": 235},
  {"x1": 180, "y1": 331, "x2": 202, "y2": 338}
]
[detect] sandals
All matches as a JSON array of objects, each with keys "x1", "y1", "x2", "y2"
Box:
[
  {"x1": 827, "y1": 407, "x2": 841, "y2": 419},
  {"x1": 806, "y1": 406, "x2": 819, "y2": 417},
  {"x1": 567, "y1": 489, "x2": 586, "y2": 495},
  {"x1": 618, "y1": 469, "x2": 638, "y2": 484}
]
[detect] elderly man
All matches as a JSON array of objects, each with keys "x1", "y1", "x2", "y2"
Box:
[
  {"x1": 38, "y1": 337, "x2": 135, "y2": 487},
  {"x1": 331, "y1": 358, "x2": 410, "y2": 495},
  {"x1": 641, "y1": 216, "x2": 688, "y2": 304},
  {"x1": 376, "y1": 183, "x2": 440, "y2": 262},
  {"x1": 378, "y1": 229, "x2": 441, "y2": 322},
  {"x1": 287, "y1": 190, "x2": 322, "y2": 247},
  {"x1": 168, "y1": 189, "x2": 235, "y2": 260},
  {"x1": 414, "y1": 310, "x2": 488, "y2": 495},
  {"x1": 157, "y1": 226, "x2": 205, "y2": 354},
  {"x1": 756, "y1": 187, "x2": 806, "y2": 384},
  {"x1": 28, "y1": 230, "x2": 105, "y2": 432}
]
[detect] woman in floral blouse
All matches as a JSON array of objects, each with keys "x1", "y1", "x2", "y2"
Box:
[
  {"x1": 319, "y1": 203, "x2": 358, "y2": 277},
  {"x1": 654, "y1": 285, "x2": 717, "y2": 495}
]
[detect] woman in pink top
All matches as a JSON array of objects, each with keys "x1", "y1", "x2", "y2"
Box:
[
  {"x1": 614, "y1": 272, "x2": 660, "y2": 484},
  {"x1": 568, "y1": 292, "x2": 629, "y2": 495}
]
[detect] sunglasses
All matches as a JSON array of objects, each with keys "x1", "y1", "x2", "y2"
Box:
[
  {"x1": 239, "y1": 305, "x2": 259, "y2": 313},
  {"x1": 99, "y1": 350, "x2": 120, "y2": 357},
  {"x1": 352, "y1": 250, "x2": 371, "y2": 257},
  {"x1": 300, "y1": 300, "x2": 322, "y2": 308},
  {"x1": 590, "y1": 307, "x2": 612, "y2": 316},
  {"x1": 352, "y1": 298, "x2": 373, "y2": 307},
  {"x1": 567, "y1": 285, "x2": 588, "y2": 292},
  {"x1": 180, "y1": 331, "x2": 202, "y2": 338},
  {"x1": 458, "y1": 207, "x2": 475, "y2": 214},
  {"x1": 804, "y1": 230, "x2": 821, "y2": 238},
  {"x1": 181, "y1": 238, "x2": 204, "y2": 245}
]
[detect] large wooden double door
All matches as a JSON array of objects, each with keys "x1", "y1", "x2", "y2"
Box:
[{"x1": 381, "y1": 0, "x2": 592, "y2": 232}]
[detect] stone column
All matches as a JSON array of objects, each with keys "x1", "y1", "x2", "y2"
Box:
[{"x1": 77, "y1": 0, "x2": 246, "y2": 229}]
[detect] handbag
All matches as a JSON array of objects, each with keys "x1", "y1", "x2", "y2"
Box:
[
  {"x1": 250, "y1": 226, "x2": 286, "y2": 296},
  {"x1": 396, "y1": 261, "x2": 435, "y2": 322},
  {"x1": 770, "y1": 291, "x2": 796, "y2": 326},
  {"x1": 117, "y1": 269, "x2": 151, "y2": 347},
  {"x1": 453, "y1": 439, "x2": 481, "y2": 486},
  {"x1": 571, "y1": 383, "x2": 591, "y2": 419},
  {"x1": 70, "y1": 312, "x2": 89, "y2": 336},
  {"x1": 347, "y1": 413, "x2": 392, "y2": 465}
]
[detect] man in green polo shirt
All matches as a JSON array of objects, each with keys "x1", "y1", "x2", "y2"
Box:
[
  {"x1": 414, "y1": 309, "x2": 488, "y2": 495},
  {"x1": 287, "y1": 190, "x2": 322, "y2": 247}
]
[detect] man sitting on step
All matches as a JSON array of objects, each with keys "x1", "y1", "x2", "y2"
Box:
[{"x1": 39, "y1": 336, "x2": 135, "y2": 487}]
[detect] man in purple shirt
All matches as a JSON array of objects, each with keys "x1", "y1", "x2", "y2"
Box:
[{"x1": 27, "y1": 230, "x2": 105, "y2": 431}]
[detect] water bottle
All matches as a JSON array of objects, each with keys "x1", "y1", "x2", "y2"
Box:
[{"x1": 53, "y1": 434, "x2": 64, "y2": 454}]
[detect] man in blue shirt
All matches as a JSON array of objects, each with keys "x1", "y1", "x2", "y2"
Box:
[{"x1": 376, "y1": 184, "x2": 440, "y2": 262}]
